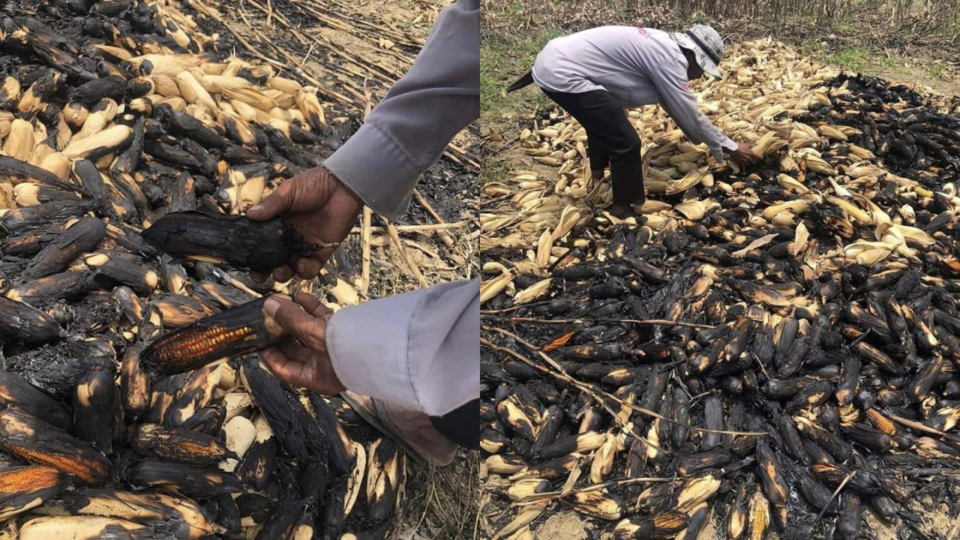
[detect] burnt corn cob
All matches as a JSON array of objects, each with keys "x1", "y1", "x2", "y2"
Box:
[
  {"x1": 120, "y1": 345, "x2": 151, "y2": 418},
  {"x1": 146, "y1": 373, "x2": 190, "y2": 425},
  {"x1": 0, "y1": 155, "x2": 82, "y2": 194},
  {"x1": 58, "y1": 489, "x2": 221, "y2": 540},
  {"x1": 73, "y1": 368, "x2": 123, "y2": 455},
  {"x1": 237, "y1": 414, "x2": 278, "y2": 490},
  {"x1": 0, "y1": 371, "x2": 72, "y2": 430},
  {"x1": 19, "y1": 516, "x2": 152, "y2": 540},
  {"x1": 0, "y1": 465, "x2": 67, "y2": 520},
  {"x1": 727, "y1": 480, "x2": 750, "y2": 539},
  {"x1": 308, "y1": 393, "x2": 356, "y2": 475},
  {"x1": 755, "y1": 441, "x2": 788, "y2": 528},
  {"x1": 83, "y1": 250, "x2": 160, "y2": 295},
  {"x1": 149, "y1": 294, "x2": 214, "y2": 329},
  {"x1": 566, "y1": 490, "x2": 624, "y2": 521},
  {"x1": 506, "y1": 478, "x2": 550, "y2": 501},
  {"x1": 216, "y1": 493, "x2": 242, "y2": 536},
  {"x1": 0, "y1": 200, "x2": 90, "y2": 234},
  {"x1": 0, "y1": 409, "x2": 109, "y2": 485},
  {"x1": 613, "y1": 511, "x2": 689, "y2": 539},
  {"x1": 142, "y1": 210, "x2": 318, "y2": 271},
  {"x1": 254, "y1": 497, "x2": 302, "y2": 540},
  {"x1": 132, "y1": 423, "x2": 234, "y2": 464},
  {"x1": 677, "y1": 449, "x2": 734, "y2": 476},
  {"x1": 193, "y1": 280, "x2": 255, "y2": 311},
  {"x1": 239, "y1": 358, "x2": 313, "y2": 461},
  {"x1": 141, "y1": 297, "x2": 285, "y2": 375},
  {"x1": 178, "y1": 407, "x2": 224, "y2": 434},
  {"x1": 497, "y1": 394, "x2": 538, "y2": 441},
  {"x1": 0, "y1": 296, "x2": 62, "y2": 344},
  {"x1": 129, "y1": 459, "x2": 243, "y2": 498},
  {"x1": 237, "y1": 494, "x2": 275, "y2": 527},
  {"x1": 319, "y1": 479, "x2": 348, "y2": 540},
  {"x1": 748, "y1": 488, "x2": 770, "y2": 540},
  {"x1": 5, "y1": 271, "x2": 96, "y2": 305},
  {"x1": 163, "y1": 365, "x2": 220, "y2": 427},
  {"x1": 839, "y1": 493, "x2": 861, "y2": 540},
  {"x1": 365, "y1": 437, "x2": 404, "y2": 523},
  {"x1": 21, "y1": 217, "x2": 106, "y2": 281}
]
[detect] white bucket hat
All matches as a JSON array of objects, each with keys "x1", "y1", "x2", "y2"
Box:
[{"x1": 669, "y1": 24, "x2": 725, "y2": 79}]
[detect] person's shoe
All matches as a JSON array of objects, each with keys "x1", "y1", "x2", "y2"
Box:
[
  {"x1": 341, "y1": 391, "x2": 459, "y2": 467},
  {"x1": 610, "y1": 203, "x2": 643, "y2": 220}
]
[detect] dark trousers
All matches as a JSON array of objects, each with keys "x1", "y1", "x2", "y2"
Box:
[{"x1": 542, "y1": 89, "x2": 645, "y2": 205}]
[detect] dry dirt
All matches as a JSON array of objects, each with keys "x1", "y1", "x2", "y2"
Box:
[{"x1": 534, "y1": 511, "x2": 591, "y2": 540}]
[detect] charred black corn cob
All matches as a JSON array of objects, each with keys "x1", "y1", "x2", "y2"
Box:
[
  {"x1": 132, "y1": 423, "x2": 233, "y2": 464},
  {"x1": 128, "y1": 459, "x2": 242, "y2": 497},
  {"x1": 0, "y1": 409, "x2": 109, "y2": 485},
  {"x1": 141, "y1": 211, "x2": 329, "y2": 271},
  {"x1": 0, "y1": 465, "x2": 67, "y2": 520},
  {"x1": 141, "y1": 297, "x2": 285, "y2": 374},
  {"x1": 73, "y1": 368, "x2": 123, "y2": 455},
  {"x1": 0, "y1": 297, "x2": 61, "y2": 344}
]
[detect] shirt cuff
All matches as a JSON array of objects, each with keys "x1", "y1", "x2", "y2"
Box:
[
  {"x1": 712, "y1": 137, "x2": 738, "y2": 162},
  {"x1": 326, "y1": 290, "x2": 423, "y2": 409},
  {"x1": 323, "y1": 122, "x2": 419, "y2": 221}
]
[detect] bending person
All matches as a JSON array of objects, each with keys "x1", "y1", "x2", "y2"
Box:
[{"x1": 510, "y1": 24, "x2": 762, "y2": 218}]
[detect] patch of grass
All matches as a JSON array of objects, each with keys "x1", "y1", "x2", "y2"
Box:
[
  {"x1": 481, "y1": 156, "x2": 512, "y2": 187},
  {"x1": 827, "y1": 46, "x2": 868, "y2": 72},
  {"x1": 879, "y1": 56, "x2": 899, "y2": 69},
  {"x1": 481, "y1": 1, "x2": 562, "y2": 123},
  {"x1": 800, "y1": 40, "x2": 821, "y2": 58},
  {"x1": 930, "y1": 60, "x2": 945, "y2": 78}
]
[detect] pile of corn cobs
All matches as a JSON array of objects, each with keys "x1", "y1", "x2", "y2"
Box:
[
  {"x1": 0, "y1": 1, "x2": 404, "y2": 539},
  {"x1": 481, "y1": 41, "x2": 960, "y2": 540}
]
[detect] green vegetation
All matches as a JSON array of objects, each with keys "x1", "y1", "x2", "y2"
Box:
[
  {"x1": 930, "y1": 60, "x2": 945, "y2": 78},
  {"x1": 827, "y1": 46, "x2": 869, "y2": 72},
  {"x1": 800, "y1": 40, "x2": 820, "y2": 58},
  {"x1": 481, "y1": 1, "x2": 562, "y2": 122},
  {"x1": 481, "y1": 156, "x2": 511, "y2": 186}
]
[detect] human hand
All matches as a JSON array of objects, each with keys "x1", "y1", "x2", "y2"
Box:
[
  {"x1": 247, "y1": 166, "x2": 363, "y2": 281},
  {"x1": 259, "y1": 293, "x2": 345, "y2": 395},
  {"x1": 726, "y1": 142, "x2": 762, "y2": 167}
]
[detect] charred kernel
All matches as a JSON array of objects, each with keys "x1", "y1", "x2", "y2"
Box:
[{"x1": 142, "y1": 298, "x2": 285, "y2": 375}]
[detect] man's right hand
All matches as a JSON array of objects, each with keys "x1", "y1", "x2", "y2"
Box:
[
  {"x1": 726, "y1": 142, "x2": 762, "y2": 167},
  {"x1": 260, "y1": 293, "x2": 345, "y2": 395},
  {"x1": 247, "y1": 166, "x2": 364, "y2": 281}
]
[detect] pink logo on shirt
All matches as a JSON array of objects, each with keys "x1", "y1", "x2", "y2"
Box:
[
  {"x1": 637, "y1": 27, "x2": 649, "y2": 37},
  {"x1": 681, "y1": 81, "x2": 690, "y2": 91}
]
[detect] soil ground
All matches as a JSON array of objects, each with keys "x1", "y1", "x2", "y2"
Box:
[{"x1": 202, "y1": 0, "x2": 481, "y2": 538}]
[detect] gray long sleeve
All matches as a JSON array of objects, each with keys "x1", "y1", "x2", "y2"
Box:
[
  {"x1": 325, "y1": 280, "x2": 479, "y2": 417},
  {"x1": 323, "y1": 0, "x2": 480, "y2": 221},
  {"x1": 648, "y1": 55, "x2": 737, "y2": 162}
]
